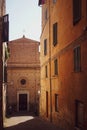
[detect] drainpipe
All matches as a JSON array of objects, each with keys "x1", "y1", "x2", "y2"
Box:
[
  {"x1": 49, "y1": 0, "x2": 52, "y2": 122},
  {"x1": 0, "y1": 19, "x2": 3, "y2": 129}
]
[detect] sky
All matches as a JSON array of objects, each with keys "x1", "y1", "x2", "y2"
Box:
[{"x1": 6, "y1": 0, "x2": 41, "y2": 41}]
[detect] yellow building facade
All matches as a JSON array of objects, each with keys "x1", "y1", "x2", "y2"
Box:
[{"x1": 40, "y1": 0, "x2": 87, "y2": 130}]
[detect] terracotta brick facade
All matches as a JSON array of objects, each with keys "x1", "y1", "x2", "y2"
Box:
[
  {"x1": 40, "y1": 0, "x2": 87, "y2": 130},
  {"x1": 7, "y1": 36, "x2": 40, "y2": 114}
]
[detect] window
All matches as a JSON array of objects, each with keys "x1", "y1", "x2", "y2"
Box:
[
  {"x1": 54, "y1": 59, "x2": 58, "y2": 75},
  {"x1": 74, "y1": 46, "x2": 81, "y2": 72},
  {"x1": 38, "y1": 0, "x2": 46, "y2": 6},
  {"x1": 75, "y1": 100, "x2": 84, "y2": 129},
  {"x1": 45, "y1": 8, "x2": 48, "y2": 20},
  {"x1": 20, "y1": 79, "x2": 26, "y2": 85},
  {"x1": 2, "y1": 14, "x2": 9, "y2": 42},
  {"x1": 55, "y1": 94, "x2": 58, "y2": 112},
  {"x1": 44, "y1": 39, "x2": 47, "y2": 55},
  {"x1": 53, "y1": 22, "x2": 58, "y2": 46},
  {"x1": 53, "y1": 0, "x2": 57, "y2": 3},
  {"x1": 46, "y1": 91, "x2": 48, "y2": 117},
  {"x1": 45, "y1": 65, "x2": 48, "y2": 78},
  {"x1": 73, "y1": 0, "x2": 81, "y2": 25},
  {"x1": 4, "y1": 66, "x2": 7, "y2": 82}
]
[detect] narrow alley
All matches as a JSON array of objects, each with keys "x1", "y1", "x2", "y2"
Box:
[
  {"x1": 4, "y1": 113, "x2": 61, "y2": 130},
  {"x1": 0, "y1": 0, "x2": 87, "y2": 130}
]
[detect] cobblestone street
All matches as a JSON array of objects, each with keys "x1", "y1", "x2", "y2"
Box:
[{"x1": 4, "y1": 113, "x2": 61, "y2": 130}]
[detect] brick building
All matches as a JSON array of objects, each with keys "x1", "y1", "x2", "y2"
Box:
[
  {"x1": 7, "y1": 36, "x2": 40, "y2": 114},
  {"x1": 39, "y1": 0, "x2": 87, "y2": 130}
]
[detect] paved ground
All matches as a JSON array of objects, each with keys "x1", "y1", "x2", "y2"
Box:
[{"x1": 4, "y1": 113, "x2": 61, "y2": 130}]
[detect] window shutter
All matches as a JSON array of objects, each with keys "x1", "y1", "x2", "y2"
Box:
[
  {"x1": 53, "y1": 22, "x2": 57, "y2": 46},
  {"x1": 54, "y1": 59, "x2": 58, "y2": 75},
  {"x1": 44, "y1": 39, "x2": 47, "y2": 55},
  {"x1": 45, "y1": 65, "x2": 48, "y2": 78},
  {"x1": 2, "y1": 14, "x2": 9, "y2": 42},
  {"x1": 73, "y1": 0, "x2": 81, "y2": 25},
  {"x1": 45, "y1": 8, "x2": 48, "y2": 20},
  {"x1": 55, "y1": 94, "x2": 58, "y2": 112},
  {"x1": 75, "y1": 100, "x2": 84, "y2": 128},
  {"x1": 53, "y1": 0, "x2": 57, "y2": 3},
  {"x1": 74, "y1": 46, "x2": 81, "y2": 72}
]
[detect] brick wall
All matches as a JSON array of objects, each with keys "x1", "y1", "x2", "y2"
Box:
[{"x1": 7, "y1": 36, "x2": 40, "y2": 114}]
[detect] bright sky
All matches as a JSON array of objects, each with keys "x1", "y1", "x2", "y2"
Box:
[{"x1": 6, "y1": 0, "x2": 41, "y2": 41}]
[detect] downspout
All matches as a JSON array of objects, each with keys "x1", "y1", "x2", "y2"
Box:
[
  {"x1": 49, "y1": 0, "x2": 52, "y2": 122},
  {"x1": 0, "y1": 18, "x2": 3, "y2": 129},
  {"x1": 86, "y1": 1, "x2": 87, "y2": 25}
]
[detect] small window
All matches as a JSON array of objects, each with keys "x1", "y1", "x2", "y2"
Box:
[
  {"x1": 46, "y1": 91, "x2": 48, "y2": 117},
  {"x1": 44, "y1": 39, "x2": 47, "y2": 55},
  {"x1": 20, "y1": 79, "x2": 26, "y2": 85},
  {"x1": 53, "y1": 22, "x2": 58, "y2": 46},
  {"x1": 74, "y1": 46, "x2": 81, "y2": 72},
  {"x1": 45, "y1": 8, "x2": 48, "y2": 20},
  {"x1": 75, "y1": 100, "x2": 84, "y2": 129},
  {"x1": 73, "y1": 0, "x2": 81, "y2": 25},
  {"x1": 54, "y1": 59, "x2": 58, "y2": 75},
  {"x1": 4, "y1": 66, "x2": 7, "y2": 82},
  {"x1": 53, "y1": 0, "x2": 57, "y2": 3},
  {"x1": 38, "y1": 0, "x2": 46, "y2": 6},
  {"x1": 45, "y1": 65, "x2": 48, "y2": 78},
  {"x1": 55, "y1": 94, "x2": 58, "y2": 112},
  {"x1": 2, "y1": 14, "x2": 9, "y2": 42}
]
